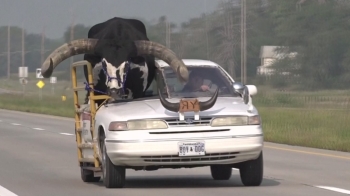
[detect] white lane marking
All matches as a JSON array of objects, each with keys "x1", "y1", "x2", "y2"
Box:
[
  {"x1": 11, "y1": 123, "x2": 21, "y2": 126},
  {"x1": 33, "y1": 128, "x2": 45, "y2": 131},
  {"x1": 232, "y1": 168, "x2": 239, "y2": 170},
  {"x1": 315, "y1": 186, "x2": 350, "y2": 194},
  {"x1": 60, "y1": 133, "x2": 74, "y2": 136},
  {"x1": 0, "y1": 185, "x2": 18, "y2": 196}
]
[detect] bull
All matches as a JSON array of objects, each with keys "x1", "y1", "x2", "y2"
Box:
[{"x1": 40, "y1": 17, "x2": 218, "y2": 111}]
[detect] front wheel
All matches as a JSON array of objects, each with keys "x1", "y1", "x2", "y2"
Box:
[
  {"x1": 239, "y1": 151, "x2": 264, "y2": 186},
  {"x1": 101, "y1": 139, "x2": 126, "y2": 188}
]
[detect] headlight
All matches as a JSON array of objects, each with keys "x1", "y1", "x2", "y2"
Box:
[
  {"x1": 108, "y1": 120, "x2": 168, "y2": 131},
  {"x1": 108, "y1": 121, "x2": 128, "y2": 131},
  {"x1": 248, "y1": 115, "x2": 261, "y2": 125},
  {"x1": 127, "y1": 120, "x2": 168, "y2": 130},
  {"x1": 210, "y1": 115, "x2": 261, "y2": 127}
]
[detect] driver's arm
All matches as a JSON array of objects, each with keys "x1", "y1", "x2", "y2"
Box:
[
  {"x1": 201, "y1": 84, "x2": 218, "y2": 93},
  {"x1": 200, "y1": 85, "x2": 210, "y2": 91}
]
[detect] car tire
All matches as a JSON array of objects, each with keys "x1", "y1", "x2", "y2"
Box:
[
  {"x1": 81, "y1": 165, "x2": 101, "y2": 182},
  {"x1": 101, "y1": 139, "x2": 126, "y2": 188},
  {"x1": 210, "y1": 165, "x2": 232, "y2": 180},
  {"x1": 239, "y1": 151, "x2": 263, "y2": 186}
]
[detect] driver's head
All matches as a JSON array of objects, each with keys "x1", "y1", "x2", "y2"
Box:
[{"x1": 188, "y1": 71, "x2": 203, "y2": 89}]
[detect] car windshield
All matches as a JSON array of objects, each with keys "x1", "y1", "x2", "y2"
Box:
[{"x1": 161, "y1": 66, "x2": 240, "y2": 98}]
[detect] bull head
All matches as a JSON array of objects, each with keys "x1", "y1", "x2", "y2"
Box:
[
  {"x1": 40, "y1": 39, "x2": 189, "y2": 99},
  {"x1": 94, "y1": 58, "x2": 131, "y2": 98}
]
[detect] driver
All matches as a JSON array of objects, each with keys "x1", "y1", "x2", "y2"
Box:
[{"x1": 181, "y1": 71, "x2": 210, "y2": 92}]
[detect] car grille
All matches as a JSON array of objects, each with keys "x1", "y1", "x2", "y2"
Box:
[
  {"x1": 165, "y1": 117, "x2": 213, "y2": 127},
  {"x1": 149, "y1": 129, "x2": 230, "y2": 134},
  {"x1": 141, "y1": 152, "x2": 239, "y2": 162}
]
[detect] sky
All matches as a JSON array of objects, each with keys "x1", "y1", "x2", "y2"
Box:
[{"x1": 0, "y1": 0, "x2": 221, "y2": 39}]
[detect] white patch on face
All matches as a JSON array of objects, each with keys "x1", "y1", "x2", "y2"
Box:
[
  {"x1": 102, "y1": 58, "x2": 125, "y2": 89},
  {"x1": 92, "y1": 62, "x2": 103, "y2": 86},
  {"x1": 117, "y1": 62, "x2": 127, "y2": 87},
  {"x1": 130, "y1": 62, "x2": 149, "y2": 92}
]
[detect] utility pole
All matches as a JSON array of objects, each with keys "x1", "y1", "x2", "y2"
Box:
[
  {"x1": 240, "y1": 0, "x2": 244, "y2": 83},
  {"x1": 7, "y1": 25, "x2": 10, "y2": 80},
  {"x1": 243, "y1": 0, "x2": 247, "y2": 84},
  {"x1": 165, "y1": 20, "x2": 168, "y2": 48},
  {"x1": 168, "y1": 22, "x2": 171, "y2": 49},
  {"x1": 41, "y1": 26, "x2": 46, "y2": 65},
  {"x1": 69, "y1": 11, "x2": 75, "y2": 83},
  {"x1": 241, "y1": 0, "x2": 247, "y2": 84},
  {"x1": 70, "y1": 12, "x2": 75, "y2": 66},
  {"x1": 204, "y1": 0, "x2": 209, "y2": 59},
  {"x1": 165, "y1": 19, "x2": 170, "y2": 49},
  {"x1": 22, "y1": 23, "x2": 25, "y2": 69}
]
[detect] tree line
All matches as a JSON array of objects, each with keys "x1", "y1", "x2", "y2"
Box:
[{"x1": 1, "y1": 0, "x2": 349, "y2": 90}]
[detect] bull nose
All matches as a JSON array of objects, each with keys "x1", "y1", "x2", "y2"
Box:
[
  {"x1": 107, "y1": 88, "x2": 117, "y2": 99},
  {"x1": 108, "y1": 88, "x2": 125, "y2": 99}
]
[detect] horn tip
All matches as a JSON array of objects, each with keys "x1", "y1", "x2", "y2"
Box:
[
  {"x1": 41, "y1": 58, "x2": 54, "y2": 78},
  {"x1": 177, "y1": 65, "x2": 189, "y2": 82},
  {"x1": 157, "y1": 80, "x2": 179, "y2": 112},
  {"x1": 199, "y1": 88, "x2": 219, "y2": 111}
]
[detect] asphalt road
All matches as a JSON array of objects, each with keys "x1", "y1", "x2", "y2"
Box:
[{"x1": 0, "y1": 109, "x2": 349, "y2": 196}]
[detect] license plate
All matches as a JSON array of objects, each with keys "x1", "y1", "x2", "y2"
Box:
[{"x1": 178, "y1": 141, "x2": 205, "y2": 156}]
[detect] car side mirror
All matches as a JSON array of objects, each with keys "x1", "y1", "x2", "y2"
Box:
[
  {"x1": 233, "y1": 83, "x2": 258, "y2": 112},
  {"x1": 233, "y1": 82, "x2": 258, "y2": 97},
  {"x1": 242, "y1": 85, "x2": 258, "y2": 113},
  {"x1": 233, "y1": 82, "x2": 245, "y2": 95},
  {"x1": 245, "y1": 85, "x2": 257, "y2": 96}
]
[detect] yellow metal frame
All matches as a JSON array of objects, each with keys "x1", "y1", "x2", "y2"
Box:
[{"x1": 71, "y1": 60, "x2": 111, "y2": 169}]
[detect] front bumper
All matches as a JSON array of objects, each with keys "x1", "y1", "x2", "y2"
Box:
[{"x1": 105, "y1": 126, "x2": 263, "y2": 167}]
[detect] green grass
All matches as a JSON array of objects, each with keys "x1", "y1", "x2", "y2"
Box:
[
  {"x1": 259, "y1": 107, "x2": 350, "y2": 152},
  {"x1": 1, "y1": 78, "x2": 350, "y2": 152},
  {"x1": 0, "y1": 93, "x2": 75, "y2": 118}
]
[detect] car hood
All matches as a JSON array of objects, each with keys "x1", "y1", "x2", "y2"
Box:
[{"x1": 97, "y1": 97, "x2": 258, "y2": 120}]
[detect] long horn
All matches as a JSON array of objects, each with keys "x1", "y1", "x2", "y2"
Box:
[
  {"x1": 158, "y1": 88, "x2": 180, "y2": 112},
  {"x1": 41, "y1": 39, "x2": 189, "y2": 82},
  {"x1": 41, "y1": 39, "x2": 98, "y2": 78},
  {"x1": 198, "y1": 88, "x2": 219, "y2": 111},
  {"x1": 134, "y1": 40, "x2": 189, "y2": 83},
  {"x1": 157, "y1": 74, "x2": 220, "y2": 113}
]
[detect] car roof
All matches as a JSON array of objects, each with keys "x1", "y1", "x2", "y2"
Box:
[{"x1": 155, "y1": 59, "x2": 220, "y2": 68}]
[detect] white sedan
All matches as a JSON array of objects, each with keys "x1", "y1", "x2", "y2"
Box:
[{"x1": 87, "y1": 59, "x2": 263, "y2": 188}]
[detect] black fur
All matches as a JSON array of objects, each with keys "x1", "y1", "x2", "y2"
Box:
[{"x1": 82, "y1": 17, "x2": 156, "y2": 106}]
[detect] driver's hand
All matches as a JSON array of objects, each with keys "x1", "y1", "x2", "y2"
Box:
[{"x1": 200, "y1": 85, "x2": 210, "y2": 91}]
